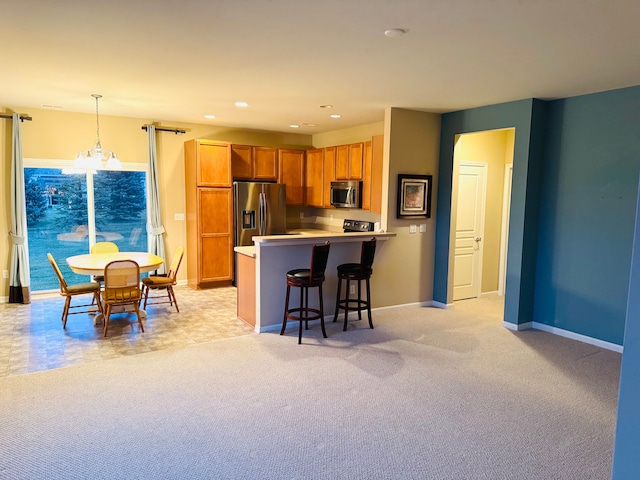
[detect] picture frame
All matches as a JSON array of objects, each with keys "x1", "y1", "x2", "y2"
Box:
[{"x1": 397, "y1": 174, "x2": 432, "y2": 219}]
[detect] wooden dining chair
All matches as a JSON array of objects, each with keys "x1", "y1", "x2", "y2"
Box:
[
  {"x1": 141, "y1": 247, "x2": 184, "y2": 312},
  {"x1": 47, "y1": 253, "x2": 102, "y2": 328},
  {"x1": 102, "y1": 259, "x2": 143, "y2": 337}
]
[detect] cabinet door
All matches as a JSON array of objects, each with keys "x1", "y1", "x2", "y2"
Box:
[
  {"x1": 198, "y1": 188, "x2": 233, "y2": 282},
  {"x1": 231, "y1": 144, "x2": 252, "y2": 179},
  {"x1": 370, "y1": 134, "x2": 384, "y2": 214},
  {"x1": 305, "y1": 149, "x2": 324, "y2": 207},
  {"x1": 335, "y1": 145, "x2": 349, "y2": 180},
  {"x1": 253, "y1": 147, "x2": 278, "y2": 180},
  {"x1": 348, "y1": 142, "x2": 364, "y2": 180},
  {"x1": 278, "y1": 149, "x2": 305, "y2": 206},
  {"x1": 323, "y1": 147, "x2": 336, "y2": 208},
  {"x1": 197, "y1": 142, "x2": 231, "y2": 187},
  {"x1": 362, "y1": 140, "x2": 372, "y2": 211}
]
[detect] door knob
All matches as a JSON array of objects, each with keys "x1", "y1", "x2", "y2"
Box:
[{"x1": 475, "y1": 237, "x2": 482, "y2": 242}]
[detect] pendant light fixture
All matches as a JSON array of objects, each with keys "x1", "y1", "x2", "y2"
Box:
[{"x1": 73, "y1": 94, "x2": 122, "y2": 170}]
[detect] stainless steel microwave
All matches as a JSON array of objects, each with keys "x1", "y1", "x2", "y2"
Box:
[{"x1": 330, "y1": 181, "x2": 361, "y2": 208}]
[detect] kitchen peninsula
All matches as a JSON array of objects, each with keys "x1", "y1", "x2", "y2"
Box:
[{"x1": 235, "y1": 230, "x2": 395, "y2": 332}]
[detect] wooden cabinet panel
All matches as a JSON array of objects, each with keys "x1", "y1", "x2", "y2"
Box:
[
  {"x1": 195, "y1": 141, "x2": 231, "y2": 187},
  {"x1": 348, "y1": 142, "x2": 364, "y2": 180},
  {"x1": 197, "y1": 188, "x2": 233, "y2": 283},
  {"x1": 199, "y1": 188, "x2": 232, "y2": 235},
  {"x1": 323, "y1": 147, "x2": 336, "y2": 208},
  {"x1": 253, "y1": 147, "x2": 278, "y2": 180},
  {"x1": 362, "y1": 140, "x2": 372, "y2": 211},
  {"x1": 236, "y1": 253, "x2": 256, "y2": 327},
  {"x1": 278, "y1": 149, "x2": 305, "y2": 206},
  {"x1": 200, "y1": 236, "x2": 233, "y2": 282},
  {"x1": 335, "y1": 145, "x2": 349, "y2": 180},
  {"x1": 370, "y1": 134, "x2": 384, "y2": 214},
  {"x1": 231, "y1": 144, "x2": 252, "y2": 179},
  {"x1": 305, "y1": 149, "x2": 324, "y2": 207}
]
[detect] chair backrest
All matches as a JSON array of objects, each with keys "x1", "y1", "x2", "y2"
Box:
[
  {"x1": 310, "y1": 241, "x2": 331, "y2": 279},
  {"x1": 167, "y1": 246, "x2": 185, "y2": 282},
  {"x1": 91, "y1": 241, "x2": 119, "y2": 254},
  {"x1": 47, "y1": 253, "x2": 68, "y2": 293},
  {"x1": 360, "y1": 238, "x2": 377, "y2": 271},
  {"x1": 104, "y1": 260, "x2": 140, "y2": 301}
]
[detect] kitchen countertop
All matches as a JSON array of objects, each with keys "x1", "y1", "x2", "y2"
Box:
[
  {"x1": 234, "y1": 246, "x2": 256, "y2": 258},
  {"x1": 254, "y1": 229, "x2": 394, "y2": 246}
]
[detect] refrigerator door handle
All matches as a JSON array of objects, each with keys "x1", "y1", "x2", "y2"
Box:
[{"x1": 259, "y1": 192, "x2": 267, "y2": 236}]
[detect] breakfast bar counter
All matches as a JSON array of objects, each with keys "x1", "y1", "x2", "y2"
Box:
[{"x1": 235, "y1": 230, "x2": 395, "y2": 333}]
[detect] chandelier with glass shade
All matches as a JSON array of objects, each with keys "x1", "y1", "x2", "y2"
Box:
[{"x1": 73, "y1": 94, "x2": 122, "y2": 170}]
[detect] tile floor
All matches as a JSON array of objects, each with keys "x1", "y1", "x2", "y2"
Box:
[{"x1": 0, "y1": 285, "x2": 254, "y2": 378}]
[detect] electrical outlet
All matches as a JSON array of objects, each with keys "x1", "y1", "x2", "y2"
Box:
[
  {"x1": 300, "y1": 212, "x2": 304, "y2": 219},
  {"x1": 350, "y1": 285, "x2": 356, "y2": 295},
  {"x1": 174, "y1": 213, "x2": 185, "y2": 221},
  {"x1": 2, "y1": 270, "x2": 8, "y2": 279},
  {"x1": 409, "y1": 224, "x2": 417, "y2": 234},
  {"x1": 419, "y1": 224, "x2": 427, "y2": 233}
]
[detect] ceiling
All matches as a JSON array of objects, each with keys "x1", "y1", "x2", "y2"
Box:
[{"x1": 2, "y1": 0, "x2": 639, "y2": 134}]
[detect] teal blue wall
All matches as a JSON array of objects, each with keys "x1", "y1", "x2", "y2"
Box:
[
  {"x1": 534, "y1": 86, "x2": 640, "y2": 345},
  {"x1": 612, "y1": 183, "x2": 640, "y2": 477},
  {"x1": 434, "y1": 99, "x2": 546, "y2": 326}
]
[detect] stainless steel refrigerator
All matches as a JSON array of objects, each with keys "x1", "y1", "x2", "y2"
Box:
[{"x1": 233, "y1": 181, "x2": 287, "y2": 247}]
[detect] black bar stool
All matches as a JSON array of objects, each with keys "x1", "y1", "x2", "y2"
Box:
[
  {"x1": 281, "y1": 242, "x2": 331, "y2": 344},
  {"x1": 333, "y1": 238, "x2": 376, "y2": 331}
]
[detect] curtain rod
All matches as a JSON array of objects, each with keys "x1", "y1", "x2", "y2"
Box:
[
  {"x1": 0, "y1": 113, "x2": 32, "y2": 122},
  {"x1": 141, "y1": 125, "x2": 186, "y2": 135}
]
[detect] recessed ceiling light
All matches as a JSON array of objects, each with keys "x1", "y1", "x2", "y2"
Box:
[
  {"x1": 235, "y1": 101, "x2": 249, "y2": 107},
  {"x1": 330, "y1": 114, "x2": 342, "y2": 119},
  {"x1": 204, "y1": 114, "x2": 216, "y2": 119},
  {"x1": 41, "y1": 104, "x2": 64, "y2": 109},
  {"x1": 300, "y1": 123, "x2": 317, "y2": 127},
  {"x1": 384, "y1": 28, "x2": 406, "y2": 37},
  {"x1": 319, "y1": 105, "x2": 333, "y2": 109},
  {"x1": 289, "y1": 124, "x2": 300, "y2": 128}
]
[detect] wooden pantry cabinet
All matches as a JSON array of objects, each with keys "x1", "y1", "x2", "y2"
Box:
[
  {"x1": 184, "y1": 139, "x2": 233, "y2": 288},
  {"x1": 305, "y1": 149, "x2": 324, "y2": 208},
  {"x1": 231, "y1": 144, "x2": 278, "y2": 181}
]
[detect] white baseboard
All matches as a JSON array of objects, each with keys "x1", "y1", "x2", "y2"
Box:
[
  {"x1": 0, "y1": 296, "x2": 7, "y2": 304},
  {"x1": 502, "y1": 321, "x2": 533, "y2": 331},
  {"x1": 432, "y1": 301, "x2": 453, "y2": 309},
  {"x1": 481, "y1": 290, "x2": 499, "y2": 297},
  {"x1": 531, "y1": 322, "x2": 623, "y2": 353},
  {"x1": 502, "y1": 320, "x2": 623, "y2": 352}
]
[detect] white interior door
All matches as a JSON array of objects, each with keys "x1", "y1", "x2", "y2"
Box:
[{"x1": 453, "y1": 162, "x2": 487, "y2": 301}]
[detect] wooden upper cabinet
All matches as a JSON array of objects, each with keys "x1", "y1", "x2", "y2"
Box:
[
  {"x1": 230, "y1": 144, "x2": 253, "y2": 179},
  {"x1": 253, "y1": 146, "x2": 278, "y2": 180},
  {"x1": 370, "y1": 134, "x2": 384, "y2": 214},
  {"x1": 278, "y1": 149, "x2": 305, "y2": 206},
  {"x1": 185, "y1": 140, "x2": 231, "y2": 187},
  {"x1": 305, "y1": 149, "x2": 324, "y2": 208},
  {"x1": 323, "y1": 147, "x2": 336, "y2": 208},
  {"x1": 348, "y1": 142, "x2": 364, "y2": 180},
  {"x1": 362, "y1": 140, "x2": 372, "y2": 211},
  {"x1": 335, "y1": 145, "x2": 349, "y2": 180}
]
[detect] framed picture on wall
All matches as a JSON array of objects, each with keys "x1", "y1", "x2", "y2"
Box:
[{"x1": 397, "y1": 174, "x2": 432, "y2": 218}]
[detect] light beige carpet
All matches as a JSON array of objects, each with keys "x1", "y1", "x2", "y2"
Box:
[{"x1": 0, "y1": 298, "x2": 621, "y2": 479}]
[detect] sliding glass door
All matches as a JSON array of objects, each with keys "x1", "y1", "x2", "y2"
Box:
[{"x1": 24, "y1": 161, "x2": 148, "y2": 292}]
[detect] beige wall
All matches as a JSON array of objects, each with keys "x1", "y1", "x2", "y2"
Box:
[
  {"x1": 0, "y1": 105, "x2": 312, "y2": 298},
  {"x1": 376, "y1": 108, "x2": 441, "y2": 307},
  {"x1": 454, "y1": 128, "x2": 515, "y2": 293}
]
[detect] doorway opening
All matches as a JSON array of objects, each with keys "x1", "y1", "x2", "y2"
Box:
[{"x1": 450, "y1": 128, "x2": 515, "y2": 311}]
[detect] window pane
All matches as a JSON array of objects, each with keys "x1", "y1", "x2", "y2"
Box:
[
  {"x1": 93, "y1": 170, "x2": 148, "y2": 251},
  {"x1": 25, "y1": 168, "x2": 91, "y2": 291}
]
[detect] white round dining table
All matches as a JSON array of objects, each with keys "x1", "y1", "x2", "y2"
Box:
[{"x1": 66, "y1": 252, "x2": 164, "y2": 276}]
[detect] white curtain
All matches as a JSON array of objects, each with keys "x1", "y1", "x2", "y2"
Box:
[
  {"x1": 146, "y1": 125, "x2": 166, "y2": 274},
  {"x1": 9, "y1": 113, "x2": 31, "y2": 303}
]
